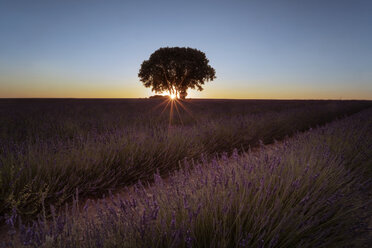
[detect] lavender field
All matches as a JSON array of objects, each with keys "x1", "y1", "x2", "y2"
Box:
[{"x1": 1, "y1": 99, "x2": 371, "y2": 247}]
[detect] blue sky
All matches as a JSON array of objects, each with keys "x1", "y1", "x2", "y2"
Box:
[{"x1": 0, "y1": 0, "x2": 371, "y2": 99}]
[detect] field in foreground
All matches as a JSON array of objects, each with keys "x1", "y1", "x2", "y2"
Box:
[
  {"x1": 0, "y1": 100, "x2": 371, "y2": 222},
  {"x1": 1, "y1": 103, "x2": 371, "y2": 247}
]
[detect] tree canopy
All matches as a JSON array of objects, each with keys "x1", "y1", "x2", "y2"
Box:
[{"x1": 138, "y1": 47, "x2": 216, "y2": 99}]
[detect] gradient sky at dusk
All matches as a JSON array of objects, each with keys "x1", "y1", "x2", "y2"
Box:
[{"x1": 1, "y1": 0, "x2": 371, "y2": 99}]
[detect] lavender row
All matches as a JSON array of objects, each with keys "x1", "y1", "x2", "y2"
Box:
[
  {"x1": 0, "y1": 100, "x2": 370, "y2": 221},
  {"x1": 3, "y1": 107, "x2": 371, "y2": 247}
]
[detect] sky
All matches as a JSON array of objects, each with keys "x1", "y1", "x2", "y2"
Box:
[{"x1": 0, "y1": 0, "x2": 371, "y2": 99}]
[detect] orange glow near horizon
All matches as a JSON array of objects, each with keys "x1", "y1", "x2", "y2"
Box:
[{"x1": 0, "y1": 76, "x2": 371, "y2": 100}]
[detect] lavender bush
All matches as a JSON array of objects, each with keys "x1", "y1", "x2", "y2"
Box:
[
  {"x1": 2, "y1": 107, "x2": 371, "y2": 247},
  {"x1": 0, "y1": 100, "x2": 370, "y2": 222}
]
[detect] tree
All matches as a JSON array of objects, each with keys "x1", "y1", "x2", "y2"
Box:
[{"x1": 138, "y1": 47, "x2": 216, "y2": 99}]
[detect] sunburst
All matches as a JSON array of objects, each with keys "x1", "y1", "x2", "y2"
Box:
[
  {"x1": 169, "y1": 94, "x2": 176, "y2": 100},
  {"x1": 149, "y1": 93, "x2": 196, "y2": 128}
]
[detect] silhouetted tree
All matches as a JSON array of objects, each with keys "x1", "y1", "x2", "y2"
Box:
[{"x1": 138, "y1": 47, "x2": 216, "y2": 99}]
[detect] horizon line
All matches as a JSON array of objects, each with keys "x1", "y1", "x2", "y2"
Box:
[{"x1": 0, "y1": 97, "x2": 371, "y2": 101}]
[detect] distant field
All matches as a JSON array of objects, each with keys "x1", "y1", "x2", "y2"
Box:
[{"x1": 0, "y1": 99, "x2": 371, "y2": 223}]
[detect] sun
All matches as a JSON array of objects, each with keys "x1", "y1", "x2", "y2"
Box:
[{"x1": 169, "y1": 94, "x2": 176, "y2": 100}]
